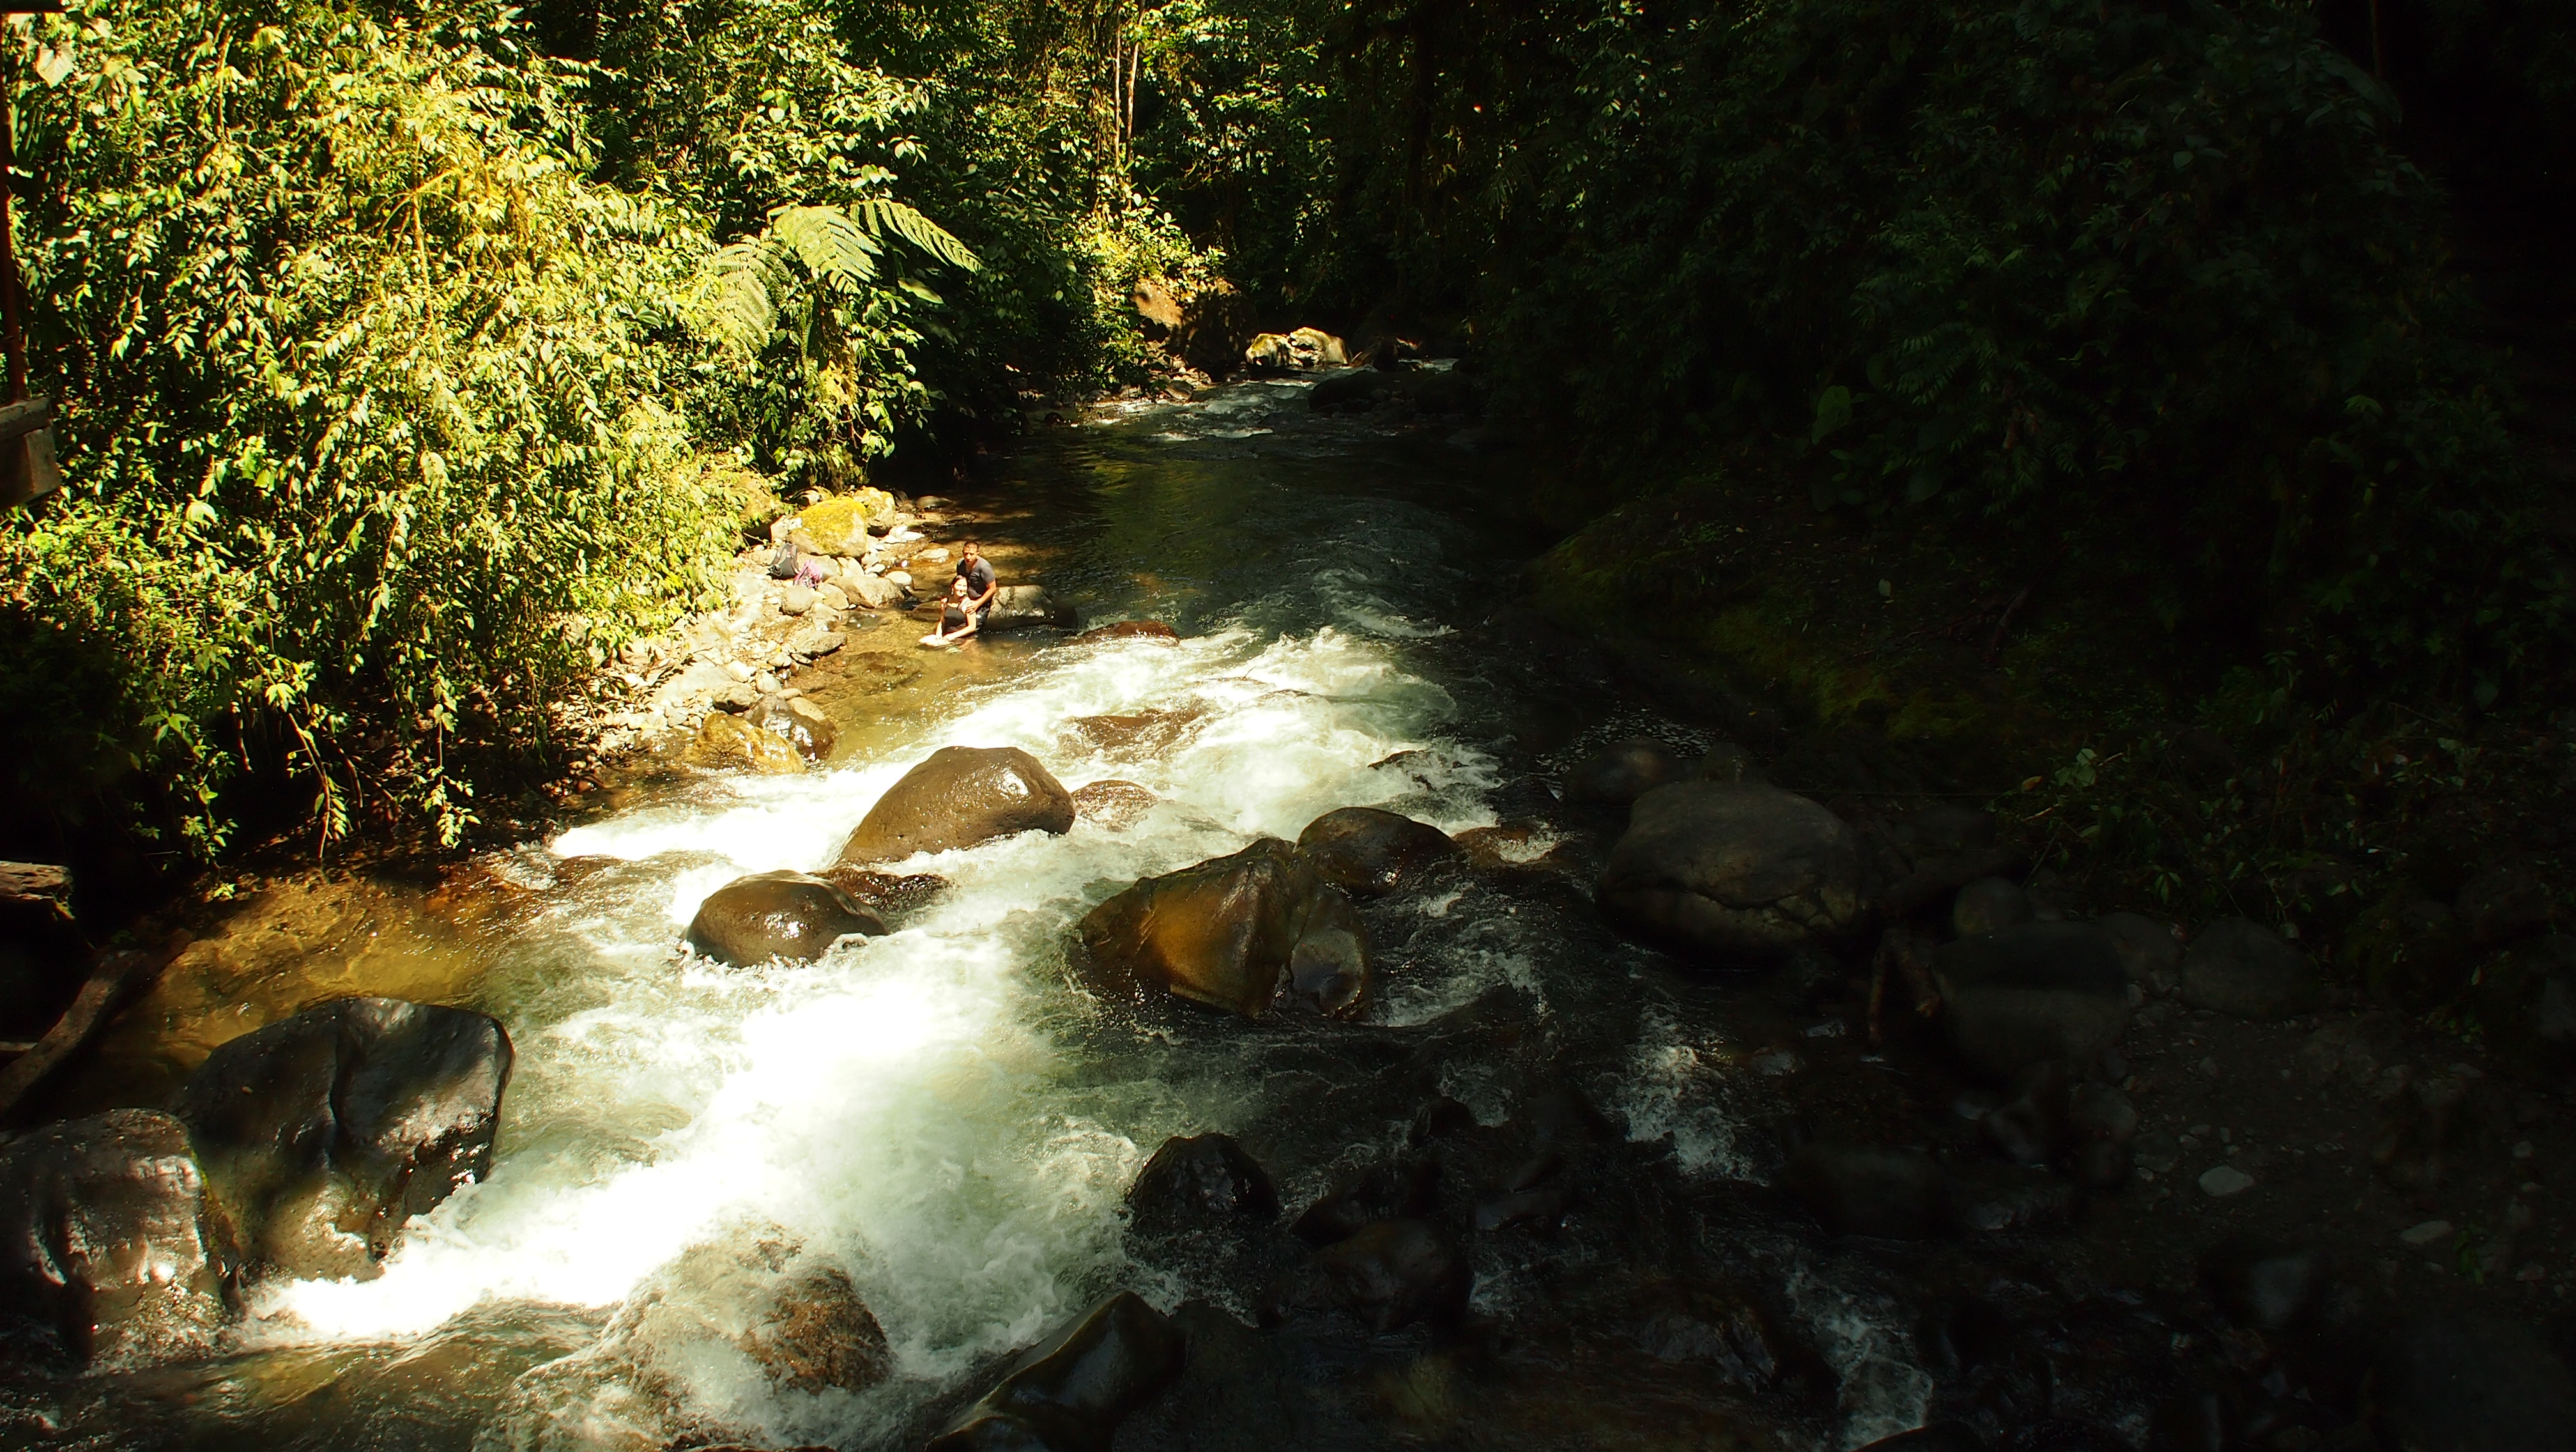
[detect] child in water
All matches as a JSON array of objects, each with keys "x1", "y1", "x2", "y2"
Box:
[{"x1": 920, "y1": 576, "x2": 981, "y2": 648}]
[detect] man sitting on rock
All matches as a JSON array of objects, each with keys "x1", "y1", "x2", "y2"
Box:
[{"x1": 954, "y1": 541, "x2": 998, "y2": 628}]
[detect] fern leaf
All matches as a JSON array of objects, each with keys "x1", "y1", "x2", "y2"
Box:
[
  {"x1": 848, "y1": 197, "x2": 983, "y2": 272},
  {"x1": 770, "y1": 205, "x2": 882, "y2": 291}
]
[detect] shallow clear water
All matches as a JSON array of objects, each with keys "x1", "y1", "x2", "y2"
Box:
[{"x1": 3, "y1": 383, "x2": 1933, "y2": 1452}]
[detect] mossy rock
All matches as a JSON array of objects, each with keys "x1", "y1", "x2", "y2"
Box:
[{"x1": 797, "y1": 488, "x2": 897, "y2": 556}]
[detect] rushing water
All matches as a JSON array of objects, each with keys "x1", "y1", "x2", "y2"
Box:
[{"x1": 3, "y1": 380, "x2": 1934, "y2": 1451}]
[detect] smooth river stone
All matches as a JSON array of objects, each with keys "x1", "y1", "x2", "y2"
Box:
[{"x1": 836, "y1": 745, "x2": 1074, "y2": 865}]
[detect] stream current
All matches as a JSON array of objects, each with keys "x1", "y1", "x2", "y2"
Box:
[{"x1": 8, "y1": 378, "x2": 1938, "y2": 1451}]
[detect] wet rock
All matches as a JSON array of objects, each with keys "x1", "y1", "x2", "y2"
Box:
[
  {"x1": 1262, "y1": 1219, "x2": 1469, "y2": 1333},
  {"x1": 928, "y1": 1291, "x2": 1184, "y2": 1452},
  {"x1": 687, "y1": 870, "x2": 884, "y2": 966},
  {"x1": 743, "y1": 1263, "x2": 891, "y2": 1394},
  {"x1": 177, "y1": 997, "x2": 510, "y2": 1280},
  {"x1": 1930, "y1": 923, "x2": 2131, "y2": 1082},
  {"x1": 1126, "y1": 1134, "x2": 1278, "y2": 1237},
  {"x1": 1291, "y1": 1157, "x2": 1439, "y2": 1247},
  {"x1": 1690, "y1": 741, "x2": 1765, "y2": 785},
  {"x1": 1295, "y1": 807, "x2": 1462, "y2": 898},
  {"x1": 1308, "y1": 368, "x2": 1388, "y2": 412},
  {"x1": 2200, "y1": 1238, "x2": 2333, "y2": 1332},
  {"x1": 2368, "y1": 1311, "x2": 2576, "y2": 1452},
  {"x1": 1073, "y1": 619, "x2": 1179, "y2": 644},
  {"x1": 1625, "y1": 1279, "x2": 1818, "y2": 1394},
  {"x1": 2457, "y1": 862, "x2": 2551, "y2": 945},
  {"x1": 981, "y1": 583, "x2": 1080, "y2": 631},
  {"x1": 2197, "y1": 1165, "x2": 2255, "y2": 1198},
  {"x1": 1561, "y1": 736, "x2": 1685, "y2": 808},
  {"x1": 2182, "y1": 917, "x2": 2322, "y2": 1019},
  {"x1": 0, "y1": 1109, "x2": 228, "y2": 1362},
  {"x1": 747, "y1": 694, "x2": 835, "y2": 760},
  {"x1": 1781, "y1": 1145, "x2": 1947, "y2": 1239},
  {"x1": 2095, "y1": 911, "x2": 2182, "y2": 994},
  {"x1": 818, "y1": 869, "x2": 949, "y2": 927},
  {"x1": 1244, "y1": 327, "x2": 1345, "y2": 371},
  {"x1": 1069, "y1": 779, "x2": 1158, "y2": 830},
  {"x1": 1597, "y1": 782, "x2": 1877, "y2": 965},
  {"x1": 1063, "y1": 708, "x2": 1204, "y2": 756},
  {"x1": 1077, "y1": 838, "x2": 1371, "y2": 1018},
  {"x1": 836, "y1": 746, "x2": 1075, "y2": 865},
  {"x1": 688, "y1": 711, "x2": 808, "y2": 775},
  {"x1": 1951, "y1": 876, "x2": 2034, "y2": 937}
]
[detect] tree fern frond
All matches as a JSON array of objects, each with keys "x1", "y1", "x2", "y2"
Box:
[
  {"x1": 848, "y1": 197, "x2": 983, "y2": 272},
  {"x1": 770, "y1": 205, "x2": 883, "y2": 291}
]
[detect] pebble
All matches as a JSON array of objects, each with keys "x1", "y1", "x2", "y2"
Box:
[
  {"x1": 2399, "y1": 1220, "x2": 2456, "y2": 1248},
  {"x1": 724, "y1": 661, "x2": 755, "y2": 683},
  {"x1": 2515, "y1": 1141, "x2": 2536, "y2": 1159},
  {"x1": 2200, "y1": 1056, "x2": 2221, "y2": 1077},
  {"x1": 887, "y1": 571, "x2": 912, "y2": 586},
  {"x1": 2199, "y1": 1166, "x2": 2256, "y2": 1198}
]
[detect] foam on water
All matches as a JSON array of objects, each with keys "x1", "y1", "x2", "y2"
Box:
[{"x1": 245, "y1": 613, "x2": 1501, "y2": 1447}]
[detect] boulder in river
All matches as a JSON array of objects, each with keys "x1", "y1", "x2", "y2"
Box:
[
  {"x1": 2181, "y1": 916, "x2": 2322, "y2": 1019},
  {"x1": 981, "y1": 584, "x2": 1081, "y2": 631},
  {"x1": 1561, "y1": 736, "x2": 1686, "y2": 808},
  {"x1": 1929, "y1": 922, "x2": 2131, "y2": 1082},
  {"x1": 836, "y1": 746, "x2": 1075, "y2": 865},
  {"x1": 1294, "y1": 806, "x2": 1462, "y2": 898},
  {"x1": 1291, "y1": 1155, "x2": 1439, "y2": 1247},
  {"x1": 840, "y1": 570, "x2": 905, "y2": 610},
  {"x1": 1243, "y1": 327, "x2": 1345, "y2": 371},
  {"x1": 747, "y1": 694, "x2": 835, "y2": 760},
  {"x1": 1596, "y1": 782, "x2": 1876, "y2": 965},
  {"x1": 177, "y1": 997, "x2": 511, "y2": 1281},
  {"x1": 1077, "y1": 838, "x2": 1371, "y2": 1018},
  {"x1": 687, "y1": 870, "x2": 885, "y2": 966},
  {"x1": 818, "y1": 869, "x2": 951, "y2": 928},
  {"x1": 1125, "y1": 1133, "x2": 1278, "y2": 1237},
  {"x1": 1261, "y1": 1217, "x2": 1469, "y2": 1332},
  {"x1": 0, "y1": 1109, "x2": 229, "y2": 1362},
  {"x1": 928, "y1": 1290, "x2": 1184, "y2": 1452},
  {"x1": 688, "y1": 712, "x2": 808, "y2": 775}
]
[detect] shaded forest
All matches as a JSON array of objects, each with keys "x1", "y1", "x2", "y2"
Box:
[{"x1": 0, "y1": 0, "x2": 2569, "y2": 894}]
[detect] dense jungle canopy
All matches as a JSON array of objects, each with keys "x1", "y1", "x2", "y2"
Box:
[{"x1": 0, "y1": 0, "x2": 2569, "y2": 871}]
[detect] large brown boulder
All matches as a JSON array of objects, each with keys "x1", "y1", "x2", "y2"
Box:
[
  {"x1": 176, "y1": 998, "x2": 511, "y2": 1281},
  {"x1": 1077, "y1": 838, "x2": 1371, "y2": 1018},
  {"x1": 1597, "y1": 782, "x2": 1876, "y2": 964},
  {"x1": 687, "y1": 870, "x2": 885, "y2": 966},
  {"x1": 1296, "y1": 807, "x2": 1462, "y2": 899},
  {"x1": 0, "y1": 1109, "x2": 230, "y2": 1362},
  {"x1": 836, "y1": 746, "x2": 1075, "y2": 865}
]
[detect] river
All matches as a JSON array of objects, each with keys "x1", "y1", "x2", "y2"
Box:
[{"x1": 1, "y1": 376, "x2": 1940, "y2": 1451}]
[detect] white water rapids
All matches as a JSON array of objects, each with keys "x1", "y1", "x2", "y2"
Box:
[{"x1": 246, "y1": 616, "x2": 1505, "y2": 1448}]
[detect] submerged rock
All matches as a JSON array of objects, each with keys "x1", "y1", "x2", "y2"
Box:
[
  {"x1": 686, "y1": 870, "x2": 884, "y2": 966},
  {"x1": 1295, "y1": 807, "x2": 1462, "y2": 898},
  {"x1": 1597, "y1": 782, "x2": 1876, "y2": 965},
  {"x1": 1291, "y1": 1156, "x2": 1439, "y2": 1247},
  {"x1": 928, "y1": 1291, "x2": 1184, "y2": 1452},
  {"x1": 1561, "y1": 736, "x2": 1686, "y2": 808},
  {"x1": 1069, "y1": 778, "x2": 1158, "y2": 830},
  {"x1": 689, "y1": 712, "x2": 808, "y2": 775},
  {"x1": 1930, "y1": 922, "x2": 2131, "y2": 1081},
  {"x1": 0, "y1": 1109, "x2": 229, "y2": 1362},
  {"x1": 836, "y1": 746, "x2": 1075, "y2": 865},
  {"x1": 1262, "y1": 1218, "x2": 1469, "y2": 1332},
  {"x1": 1076, "y1": 838, "x2": 1372, "y2": 1018},
  {"x1": 1074, "y1": 619, "x2": 1179, "y2": 644},
  {"x1": 1126, "y1": 1134, "x2": 1278, "y2": 1237},
  {"x1": 2182, "y1": 916, "x2": 2322, "y2": 1019},
  {"x1": 177, "y1": 997, "x2": 511, "y2": 1281}
]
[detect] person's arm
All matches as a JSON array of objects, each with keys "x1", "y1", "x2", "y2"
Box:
[{"x1": 971, "y1": 568, "x2": 998, "y2": 612}]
